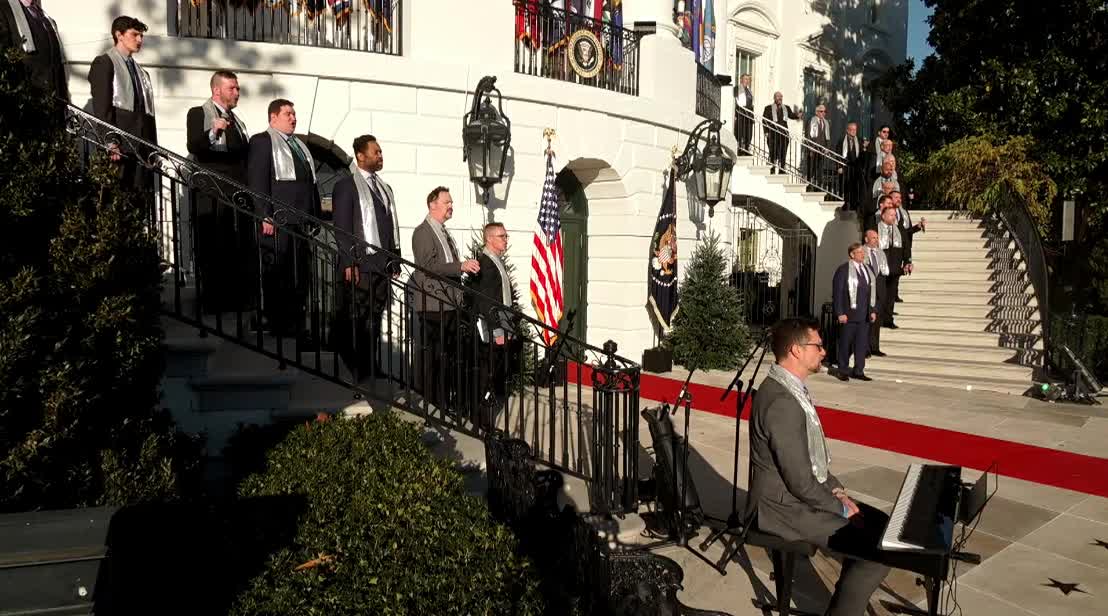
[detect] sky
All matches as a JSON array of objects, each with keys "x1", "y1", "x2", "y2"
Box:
[{"x1": 907, "y1": 0, "x2": 935, "y2": 65}]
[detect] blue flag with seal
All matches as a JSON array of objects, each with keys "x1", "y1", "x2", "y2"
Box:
[{"x1": 648, "y1": 169, "x2": 679, "y2": 330}]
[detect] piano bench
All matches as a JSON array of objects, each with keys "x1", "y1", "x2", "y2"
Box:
[{"x1": 745, "y1": 529, "x2": 821, "y2": 616}]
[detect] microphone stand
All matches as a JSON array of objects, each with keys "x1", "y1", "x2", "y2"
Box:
[{"x1": 696, "y1": 329, "x2": 772, "y2": 573}]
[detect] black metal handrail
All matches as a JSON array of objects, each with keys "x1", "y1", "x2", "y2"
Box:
[
  {"x1": 513, "y1": 0, "x2": 640, "y2": 96},
  {"x1": 734, "y1": 105, "x2": 846, "y2": 201},
  {"x1": 994, "y1": 200, "x2": 1050, "y2": 372},
  {"x1": 63, "y1": 102, "x2": 641, "y2": 514},
  {"x1": 695, "y1": 64, "x2": 720, "y2": 120},
  {"x1": 173, "y1": 0, "x2": 402, "y2": 56}
]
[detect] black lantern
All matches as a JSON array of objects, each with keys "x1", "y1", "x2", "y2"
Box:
[
  {"x1": 462, "y1": 76, "x2": 511, "y2": 202},
  {"x1": 676, "y1": 119, "x2": 734, "y2": 218}
]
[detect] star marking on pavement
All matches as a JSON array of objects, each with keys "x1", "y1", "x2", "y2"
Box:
[{"x1": 1043, "y1": 578, "x2": 1088, "y2": 596}]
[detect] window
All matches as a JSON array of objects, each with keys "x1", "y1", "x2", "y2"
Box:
[
  {"x1": 735, "y1": 49, "x2": 757, "y2": 88},
  {"x1": 738, "y1": 228, "x2": 759, "y2": 272},
  {"x1": 803, "y1": 68, "x2": 826, "y2": 118}
]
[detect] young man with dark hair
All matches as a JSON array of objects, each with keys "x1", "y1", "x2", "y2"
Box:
[
  {"x1": 247, "y1": 98, "x2": 321, "y2": 343},
  {"x1": 747, "y1": 317, "x2": 890, "y2": 615},
  {"x1": 331, "y1": 133, "x2": 401, "y2": 382},
  {"x1": 0, "y1": 0, "x2": 68, "y2": 100},
  {"x1": 88, "y1": 15, "x2": 154, "y2": 147}
]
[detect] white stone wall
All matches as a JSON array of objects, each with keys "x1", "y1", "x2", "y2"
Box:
[{"x1": 49, "y1": 0, "x2": 904, "y2": 362}]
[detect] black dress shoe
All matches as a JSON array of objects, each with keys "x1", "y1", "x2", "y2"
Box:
[
  {"x1": 871, "y1": 350, "x2": 887, "y2": 357},
  {"x1": 896, "y1": 297, "x2": 904, "y2": 303},
  {"x1": 834, "y1": 370, "x2": 849, "y2": 382},
  {"x1": 852, "y1": 373, "x2": 873, "y2": 381},
  {"x1": 886, "y1": 323, "x2": 899, "y2": 330}
]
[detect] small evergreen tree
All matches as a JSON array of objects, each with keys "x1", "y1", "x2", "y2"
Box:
[
  {"x1": 0, "y1": 51, "x2": 199, "y2": 511},
  {"x1": 665, "y1": 231, "x2": 750, "y2": 371}
]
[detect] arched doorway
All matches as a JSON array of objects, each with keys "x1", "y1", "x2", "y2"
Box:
[
  {"x1": 556, "y1": 170, "x2": 588, "y2": 343},
  {"x1": 729, "y1": 197, "x2": 817, "y2": 328},
  {"x1": 298, "y1": 133, "x2": 351, "y2": 220}
]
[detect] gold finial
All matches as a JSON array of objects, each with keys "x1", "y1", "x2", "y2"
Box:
[{"x1": 543, "y1": 128, "x2": 556, "y2": 155}]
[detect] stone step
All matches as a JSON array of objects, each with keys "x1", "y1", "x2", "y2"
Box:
[
  {"x1": 858, "y1": 366, "x2": 1032, "y2": 396},
  {"x1": 905, "y1": 269, "x2": 1002, "y2": 282},
  {"x1": 897, "y1": 290, "x2": 1038, "y2": 308},
  {"x1": 889, "y1": 314, "x2": 1042, "y2": 335},
  {"x1": 881, "y1": 325, "x2": 1043, "y2": 350},
  {"x1": 764, "y1": 174, "x2": 792, "y2": 184},
  {"x1": 922, "y1": 228, "x2": 990, "y2": 239},
  {"x1": 859, "y1": 354, "x2": 1034, "y2": 383},
  {"x1": 801, "y1": 192, "x2": 827, "y2": 202},
  {"x1": 914, "y1": 238, "x2": 1013, "y2": 251},
  {"x1": 900, "y1": 279, "x2": 1032, "y2": 296},
  {"x1": 894, "y1": 303, "x2": 1039, "y2": 321},
  {"x1": 876, "y1": 340, "x2": 1021, "y2": 364}
]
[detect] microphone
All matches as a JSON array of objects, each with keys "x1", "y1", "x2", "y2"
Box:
[{"x1": 214, "y1": 111, "x2": 229, "y2": 139}]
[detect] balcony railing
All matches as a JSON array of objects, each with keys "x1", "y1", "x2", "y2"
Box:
[
  {"x1": 174, "y1": 0, "x2": 402, "y2": 55},
  {"x1": 513, "y1": 1, "x2": 640, "y2": 96},
  {"x1": 695, "y1": 64, "x2": 720, "y2": 120},
  {"x1": 735, "y1": 105, "x2": 847, "y2": 201}
]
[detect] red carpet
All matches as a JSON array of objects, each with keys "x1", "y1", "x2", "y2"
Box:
[{"x1": 572, "y1": 366, "x2": 1108, "y2": 498}]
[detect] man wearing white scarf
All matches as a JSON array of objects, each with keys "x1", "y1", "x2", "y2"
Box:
[
  {"x1": 863, "y1": 229, "x2": 890, "y2": 358},
  {"x1": 746, "y1": 318, "x2": 890, "y2": 615},
  {"x1": 246, "y1": 98, "x2": 321, "y2": 341},
  {"x1": 876, "y1": 204, "x2": 908, "y2": 329},
  {"x1": 831, "y1": 242, "x2": 877, "y2": 381},
  {"x1": 1, "y1": 0, "x2": 68, "y2": 100},
  {"x1": 472, "y1": 222, "x2": 515, "y2": 427},
  {"x1": 332, "y1": 134, "x2": 401, "y2": 382}
]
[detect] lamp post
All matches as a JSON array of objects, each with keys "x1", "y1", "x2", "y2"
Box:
[
  {"x1": 674, "y1": 119, "x2": 733, "y2": 218},
  {"x1": 462, "y1": 76, "x2": 512, "y2": 203}
]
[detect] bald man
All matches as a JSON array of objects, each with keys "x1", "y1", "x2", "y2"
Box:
[{"x1": 763, "y1": 91, "x2": 802, "y2": 174}]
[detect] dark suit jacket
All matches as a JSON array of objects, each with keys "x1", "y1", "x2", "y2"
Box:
[
  {"x1": 745, "y1": 377, "x2": 847, "y2": 542},
  {"x1": 0, "y1": 2, "x2": 68, "y2": 100},
  {"x1": 832, "y1": 261, "x2": 876, "y2": 323},
  {"x1": 331, "y1": 173, "x2": 400, "y2": 275},
  {"x1": 410, "y1": 219, "x2": 463, "y2": 314},
  {"x1": 897, "y1": 209, "x2": 923, "y2": 263},
  {"x1": 762, "y1": 103, "x2": 801, "y2": 130},
  {"x1": 87, "y1": 53, "x2": 156, "y2": 142},
  {"x1": 473, "y1": 252, "x2": 513, "y2": 339},
  {"x1": 246, "y1": 131, "x2": 321, "y2": 221},
  {"x1": 185, "y1": 104, "x2": 249, "y2": 183}
]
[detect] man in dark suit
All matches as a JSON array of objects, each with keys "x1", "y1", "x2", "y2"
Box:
[
  {"x1": 763, "y1": 91, "x2": 802, "y2": 174},
  {"x1": 806, "y1": 104, "x2": 831, "y2": 186},
  {"x1": 734, "y1": 73, "x2": 754, "y2": 154},
  {"x1": 471, "y1": 222, "x2": 516, "y2": 427},
  {"x1": 863, "y1": 229, "x2": 889, "y2": 358},
  {"x1": 838, "y1": 122, "x2": 864, "y2": 211},
  {"x1": 88, "y1": 16, "x2": 155, "y2": 151},
  {"x1": 746, "y1": 318, "x2": 890, "y2": 615},
  {"x1": 876, "y1": 203, "x2": 907, "y2": 329},
  {"x1": 411, "y1": 187, "x2": 480, "y2": 409},
  {"x1": 247, "y1": 98, "x2": 322, "y2": 342},
  {"x1": 832, "y1": 242, "x2": 877, "y2": 381},
  {"x1": 186, "y1": 70, "x2": 252, "y2": 314},
  {"x1": 0, "y1": 0, "x2": 68, "y2": 101},
  {"x1": 890, "y1": 191, "x2": 925, "y2": 283},
  {"x1": 331, "y1": 134, "x2": 401, "y2": 382}
]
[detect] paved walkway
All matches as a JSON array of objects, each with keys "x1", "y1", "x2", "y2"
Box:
[{"x1": 631, "y1": 365, "x2": 1108, "y2": 615}]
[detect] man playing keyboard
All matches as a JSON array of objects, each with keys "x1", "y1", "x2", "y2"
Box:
[{"x1": 746, "y1": 318, "x2": 891, "y2": 615}]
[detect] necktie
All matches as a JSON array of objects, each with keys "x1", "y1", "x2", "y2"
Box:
[
  {"x1": 125, "y1": 58, "x2": 145, "y2": 115},
  {"x1": 776, "y1": 105, "x2": 782, "y2": 122},
  {"x1": 445, "y1": 232, "x2": 459, "y2": 261},
  {"x1": 287, "y1": 136, "x2": 306, "y2": 163},
  {"x1": 367, "y1": 174, "x2": 395, "y2": 251}
]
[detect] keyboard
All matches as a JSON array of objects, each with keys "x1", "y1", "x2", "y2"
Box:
[{"x1": 881, "y1": 464, "x2": 961, "y2": 552}]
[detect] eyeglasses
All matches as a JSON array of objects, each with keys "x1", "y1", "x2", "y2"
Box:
[
  {"x1": 493, "y1": 234, "x2": 509, "y2": 239},
  {"x1": 801, "y1": 342, "x2": 825, "y2": 350}
]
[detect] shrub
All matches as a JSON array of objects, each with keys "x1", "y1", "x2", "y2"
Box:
[
  {"x1": 666, "y1": 231, "x2": 750, "y2": 370},
  {"x1": 229, "y1": 412, "x2": 545, "y2": 616},
  {"x1": 0, "y1": 51, "x2": 199, "y2": 511}
]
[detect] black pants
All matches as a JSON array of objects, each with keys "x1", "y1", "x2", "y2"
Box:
[
  {"x1": 417, "y1": 311, "x2": 458, "y2": 410},
  {"x1": 882, "y1": 274, "x2": 902, "y2": 326},
  {"x1": 837, "y1": 320, "x2": 869, "y2": 375},
  {"x1": 262, "y1": 225, "x2": 314, "y2": 338},
  {"x1": 736, "y1": 112, "x2": 753, "y2": 154},
  {"x1": 335, "y1": 267, "x2": 392, "y2": 381},
  {"x1": 767, "y1": 132, "x2": 789, "y2": 172},
  {"x1": 816, "y1": 502, "x2": 893, "y2": 616},
  {"x1": 194, "y1": 196, "x2": 257, "y2": 314}
]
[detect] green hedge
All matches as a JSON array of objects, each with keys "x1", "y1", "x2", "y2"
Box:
[
  {"x1": 1051, "y1": 313, "x2": 1108, "y2": 380},
  {"x1": 229, "y1": 412, "x2": 545, "y2": 616}
]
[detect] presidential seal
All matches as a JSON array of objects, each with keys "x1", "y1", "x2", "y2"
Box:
[
  {"x1": 568, "y1": 29, "x2": 604, "y2": 79},
  {"x1": 652, "y1": 223, "x2": 677, "y2": 277}
]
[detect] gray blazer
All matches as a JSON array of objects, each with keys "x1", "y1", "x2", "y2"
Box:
[
  {"x1": 744, "y1": 376, "x2": 848, "y2": 542},
  {"x1": 410, "y1": 219, "x2": 463, "y2": 314}
]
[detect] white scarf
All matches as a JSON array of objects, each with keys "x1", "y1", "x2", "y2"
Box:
[
  {"x1": 482, "y1": 247, "x2": 511, "y2": 305},
  {"x1": 865, "y1": 245, "x2": 889, "y2": 276},
  {"x1": 6, "y1": 0, "x2": 34, "y2": 52},
  {"x1": 201, "y1": 99, "x2": 246, "y2": 150},
  {"x1": 847, "y1": 260, "x2": 875, "y2": 311},
  {"x1": 840, "y1": 134, "x2": 859, "y2": 159},
  {"x1": 766, "y1": 364, "x2": 831, "y2": 484},
  {"x1": 809, "y1": 117, "x2": 829, "y2": 141},
  {"x1": 106, "y1": 47, "x2": 154, "y2": 116},
  {"x1": 424, "y1": 215, "x2": 457, "y2": 263},
  {"x1": 878, "y1": 220, "x2": 902, "y2": 249},
  {"x1": 348, "y1": 161, "x2": 399, "y2": 255},
  {"x1": 266, "y1": 127, "x2": 316, "y2": 182}
]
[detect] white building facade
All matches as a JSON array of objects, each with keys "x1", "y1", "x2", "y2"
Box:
[{"x1": 49, "y1": 0, "x2": 906, "y2": 362}]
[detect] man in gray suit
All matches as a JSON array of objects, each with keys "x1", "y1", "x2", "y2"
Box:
[
  {"x1": 746, "y1": 318, "x2": 890, "y2": 615},
  {"x1": 410, "y1": 187, "x2": 480, "y2": 408}
]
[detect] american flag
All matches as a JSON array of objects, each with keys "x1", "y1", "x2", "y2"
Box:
[{"x1": 530, "y1": 151, "x2": 564, "y2": 345}]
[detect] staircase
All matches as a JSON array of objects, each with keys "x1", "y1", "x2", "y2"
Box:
[{"x1": 864, "y1": 210, "x2": 1043, "y2": 395}]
